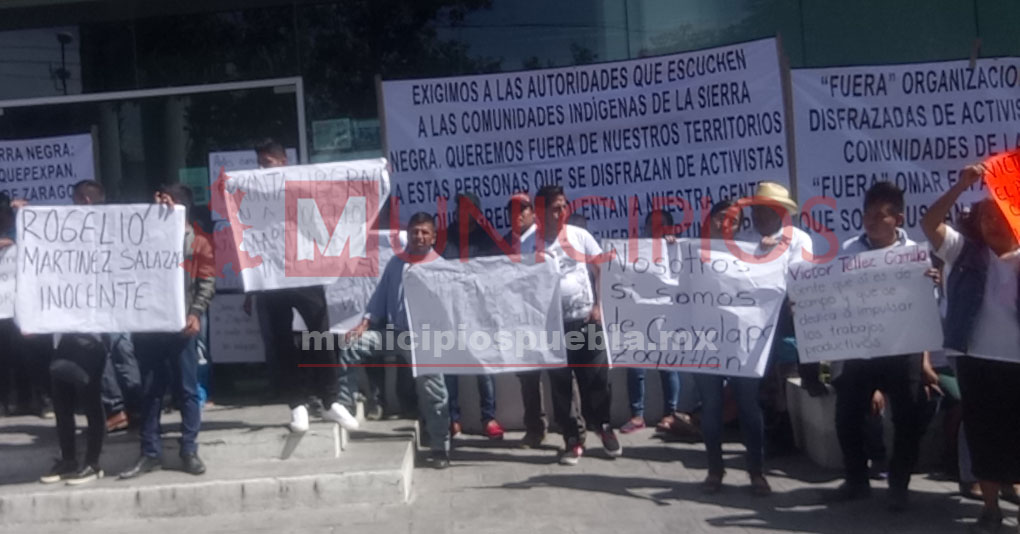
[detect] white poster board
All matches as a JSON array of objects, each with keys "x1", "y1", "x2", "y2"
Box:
[
  {"x1": 0, "y1": 244, "x2": 15, "y2": 319},
  {"x1": 788, "y1": 244, "x2": 942, "y2": 363},
  {"x1": 220, "y1": 159, "x2": 391, "y2": 292},
  {"x1": 403, "y1": 256, "x2": 566, "y2": 376},
  {"x1": 325, "y1": 230, "x2": 405, "y2": 333},
  {"x1": 15, "y1": 204, "x2": 186, "y2": 333},
  {"x1": 793, "y1": 57, "x2": 1020, "y2": 244},
  {"x1": 208, "y1": 293, "x2": 266, "y2": 363},
  {"x1": 208, "y1": 148, "x2": 297, "y2": 222},
  {"x1": 601, "y1": 238, "x2": 786, "y2": 377},
  {"x1": 0, "y1": 133, "x2": 94, "y2": 204},
  {"x1": 382, "y1": 38, "x2": 788, "y2": 238}
]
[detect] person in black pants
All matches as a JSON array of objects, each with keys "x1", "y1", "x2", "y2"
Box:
[
  {"x1": 832, "y1": 183, "x2": 938, "y2": 511},
  {"x1": 40, "y1": 335, "x2": 109, "y2": 486},
  {"x1": 38, "y1": 180, "x2": 113, "y2": 486},
  {"x1": 250, "y1": 140, "x2": 357, "y2": 433},
  {"x1": 519, "y1": 185, "x2": 619, "y2": 465}
]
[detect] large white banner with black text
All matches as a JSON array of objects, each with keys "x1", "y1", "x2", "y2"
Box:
[
  {"x1": 793, "y1": 57, "x2": 1020, "y2": 245},
  {"x1": 382, "y1": 38, "x2": 788, "y2": 239}
]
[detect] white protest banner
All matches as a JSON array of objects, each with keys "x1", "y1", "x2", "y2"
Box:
[
  {"x1": 793, "y1": 58, "x2": 1020, "y2": 244},
  {"x1": 0, "y1": 133, "x2": 94, "y2": 204},
  {"x1": 221, "y1": 159, "x2": 391, "y2": 292},
  {"x1": 209, "y1": 294, "x2": 266, "y2": 363},
  {"x1": 403, "y1": 256, "x2": 566, "y2": 376},
  {"x1": 208, "y1": 148, "x2": 297, "y2": 222},
  {"x1": 601, "y1": 238, "x2": 786, "y2": 377},
  {"x1": 788, "y1": 244, "x2": 941, "y2": 363},
  {"x1": 15, "y1": 204, "x2": 186, "y2": 333},
  {"x1": 325, "y1": 230, "x2": 405, "y2": 333},
  {"x1": 0, "y1": 245, "x2": 15, "y2": 319},
  {"x1": 382, "y1": 38, "x2": 788, "y2": 239}
]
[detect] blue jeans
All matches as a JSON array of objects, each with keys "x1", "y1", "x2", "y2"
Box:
[
  {"x1": 338, "y1": 331, "x2": 448, "y2": 452},
  {"x1": 627, "y1": 368, "x2": 680, "y2": 418},
  {"x1": 135, "y1": 333, "x2": 200, "y2": 458},
  {"x1": 445, "y1": 375, "x2": 496, "y2": 423},
  {"x1": 692, "y1": 373, "x2": 763, "y2": 475}
]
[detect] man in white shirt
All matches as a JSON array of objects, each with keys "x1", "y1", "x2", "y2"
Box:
[{"x1": 519, "y1": 185, "x2": 620, "y2": 465}]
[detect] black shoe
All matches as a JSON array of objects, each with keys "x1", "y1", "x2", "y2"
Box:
[
  {"x1": 970, "y1": 508, "x2": 1003, "y2": 534},
  {"x1": 65, "y1": 464, "x2": 104, "y2": 486},
  {"x1": 599, "y1": 424, "x2": 623, "y2": 458},
  {"x1": 180, "y1": 453, "x2": 206, "y2": 475},
  {"x1": 425, "y1": 452, "x2": 450, "y2": 470},
  {"x1": 39, "y1": 459, "x2": 78, "y2": 484},
  {"x1": 888, "y1": 488, "x2": 909, "y2": 512},
  {"x1": 829, "y1": 481, "x2": 871, "y2": 502},
  {"x1": 119, "y1": 455, "x2": 162, "y2": 480}
]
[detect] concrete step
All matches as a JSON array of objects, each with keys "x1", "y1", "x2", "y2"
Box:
[
  {"x1": 0, "y1": 440, "x2": 414, "y2": 526},
  {"x1": 0, "y1": 405, "x2": 416, "y2": 527}
]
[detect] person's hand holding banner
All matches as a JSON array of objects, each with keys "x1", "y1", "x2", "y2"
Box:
[{"x1": 983, "y1": 150, "x2": 1020, "y2": 242}]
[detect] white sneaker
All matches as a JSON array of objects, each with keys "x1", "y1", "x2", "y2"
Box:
[
  {"x1": 289, "y1": 405, "x2": 310, "y2": 433},
  {"x1": 323, "y1": 403, "x2": 360, "y2": 431}
]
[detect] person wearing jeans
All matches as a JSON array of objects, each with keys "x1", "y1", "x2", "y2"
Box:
[
  {"x1": 119, "y1": 184, "x2": 216, "y2": 480},
  {"x1": 445, "y1": 375, "x2": 503, "y2": 438},
  {"x1": 344, "y1": 213, "x2": 451, "y2": 468},
  {"x1": 692, "y1": 374, "x2": 764, "y2": 490},
  {"x1": 622, "y1": 368, "x2": 679, "y2": 433}
]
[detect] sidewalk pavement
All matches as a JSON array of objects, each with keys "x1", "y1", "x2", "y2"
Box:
[{"x1": 1, "y1": 405, "x2": 1010, "y2": 534}]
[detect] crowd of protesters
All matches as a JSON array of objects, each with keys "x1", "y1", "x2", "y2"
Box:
[{"x1": 1, "y1": 139, "x2": 1018, "y2": 533}]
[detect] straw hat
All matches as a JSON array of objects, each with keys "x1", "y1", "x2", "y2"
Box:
[{"x1": 753, "y1": 181, "x2": 798, "y2": 214}]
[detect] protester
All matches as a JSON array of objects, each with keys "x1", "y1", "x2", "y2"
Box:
[
  {"x1": 248, "y1": 139, "x2": 358, "y2": 433},
  {"x1": 922, "y1": 163, "x2": 1020, "y2": 534},
  {"x1": 443, "y1": 192, "x2": 504, "y2": 440},
  {"x1": 38, "y1": 180, "x2": 111, "y2": 486},
  {"x1": 691, "y1": 198, "x2": 772, "y2": 496},
  {"x1": 829, "y1": 182, "x2": 937, "y2": 511},
  {"x1": 621, "y1": 209, "x2": 698, "y2": 437},
  {"x1": 119, "y1": 184, "x2": 215, "y2": 479},
  {"x1": 519, "y1": 185, "x2": 620, "y2": 465},
  {"x1": 749, "y1": 182, "x2": 813, "y2": 457},
  {"x1": 344, "y1": 212, "x2": 452, "y2": 468}
]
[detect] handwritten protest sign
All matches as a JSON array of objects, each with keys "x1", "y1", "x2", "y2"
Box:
[
  {"x1": 208, "y1": 148, "x2": 296, "y2": 222},
  {"x1": 787, "y1": 244, "x2": 942, "y2": 363},
  {"x1": 15, "y1": 204, "x2": 186, "y2": 333},
  {"x1": 984, "y1": 149, "x2": 1020, "y2": 242},
  {"x1": 0, "y1": 245, "x2": 15, "y2": 319},
  {"x1": 382, "y1": 38, "x2": 788, "y2": 239},
  {"x1": 325, "y1": 230, "x2": 404, "y2": 333},
  {"x1": 403, "y1": 256, "x2": 566, "y2": 376},
  {"x1": 601, "y1": 238, "x2": 786, "y2": 377},
  {"x1": 221, "y1": 159, "x2": 391, "y2": 292},
  {"x1": 208, "y1": 294, "x2": 265, "y2": 363},
  {"x1": 0, "y1": 133, "x2": 94, "y2": 204},
  {"x1": 793, "y1": 57, "x2": 1020, "y2": 244}
]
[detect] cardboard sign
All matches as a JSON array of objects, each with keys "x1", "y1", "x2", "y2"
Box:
[
  {"x1": 0, "y1": 133, "x2": 94, "y2": 204},
  {"x1": 208, "y1": 293, "x2": 266, "y2": 363},
  {"x1": 403, "y1": 256, "x2": 567, "y2": 376},
  {"x1": 220, "y1": 159, "x2": 391, "y2": 292},
  {"x1": 601, "y1": 238, "x2": 786, "y2": 377},
  {"x1": 788, "y1": 244, "x2": 942, "y2": 363},
  {"x1": 15, "y1": 204, "x2": 186, "y2": 333},
  {"x1": 984, "y1": 149, "x2": 1020, "y2": 241}
]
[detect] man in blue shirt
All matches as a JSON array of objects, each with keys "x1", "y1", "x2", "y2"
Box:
[{"x1": 344, "y1": 212, "x2": 451, "y2": 468}]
